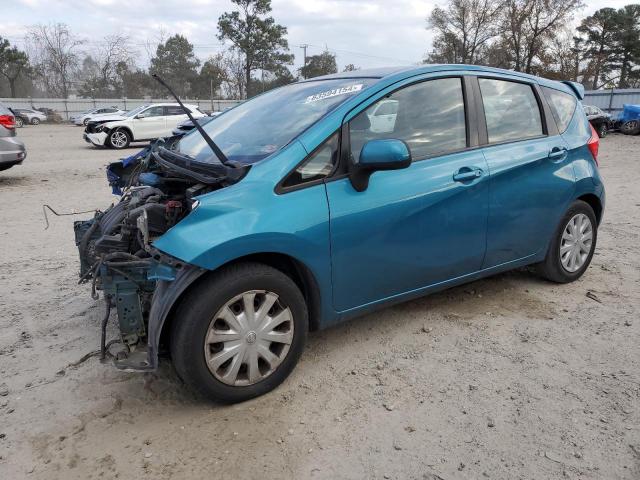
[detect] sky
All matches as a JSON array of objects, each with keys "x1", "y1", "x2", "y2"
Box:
[{"x1": 1, "y1": 0, "x2": 635, "y2": 72}]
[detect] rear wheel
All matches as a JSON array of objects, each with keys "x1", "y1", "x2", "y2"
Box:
[
  {"x1": 108, "y1": 129, "x2": 130, "y2": 149},
  {"x1": 537, "y1": 200, "x2": 598, "y2": 283},
  {"x1": 621, "y1": 120, "x2": 640, "y2": 135},
  {"x1": 30, "y1": 117, "x2": 40, "y2": 125},
  {"x1": 170, "y1": 262, "x2": 308, "y2": 403}
]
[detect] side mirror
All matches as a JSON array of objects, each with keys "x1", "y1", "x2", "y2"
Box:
[{"x1": 350, "y1": 139, "x2": 411, "y2": 192}]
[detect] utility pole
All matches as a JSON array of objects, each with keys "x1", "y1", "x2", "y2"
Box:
[
  {"x1": 300, "y1": 44, "x2": 309, "y2": 79},
  {"x1": 210, "y1": 78, "x2": 214, "y2": 112}
]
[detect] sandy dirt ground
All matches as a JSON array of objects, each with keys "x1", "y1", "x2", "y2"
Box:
[{"x1": 0, "y1": 124, "x2": 638, "y2": 480}]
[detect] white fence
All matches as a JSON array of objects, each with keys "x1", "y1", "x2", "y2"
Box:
[{"x1": 0, "y1": 97, "x2": 242, "y2": 121}]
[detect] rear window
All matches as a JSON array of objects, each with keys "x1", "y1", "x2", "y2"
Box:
[
  {"x1": 479, "y1": 78, "x2": 543, "y2": 144},
  {"x1": 542, "y1": 87, "x2": 577, "y2": 133}
]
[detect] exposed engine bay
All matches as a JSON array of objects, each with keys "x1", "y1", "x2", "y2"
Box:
[{"x1": 74, "y1": 135, "x2": 247, "y2": 367}]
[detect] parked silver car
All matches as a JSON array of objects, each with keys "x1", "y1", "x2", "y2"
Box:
[
  {"x1": 71, "y1": 107, "x2": 125, "y2": 126},
  {"x1": 11, "y1": 108, "x2": 47, "y2": 125},
  {"x1": 0, "y1": 103, "x2": 27, "y2": 171}
]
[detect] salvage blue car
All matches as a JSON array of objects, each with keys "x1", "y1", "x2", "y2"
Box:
[{"x1": 75, "y1": 65, "x2": 604, "y2": 403}]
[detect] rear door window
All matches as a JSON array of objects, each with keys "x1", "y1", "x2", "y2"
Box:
[
  {"x1": 165, "y1": 106, "x2": 187, "y2": 116},
  {"x1": 542, "y1": 87, "x2": 577, "y2": 133},
  {"x1": 479, "y1": 78, "x2": 543, "y2": 143}
]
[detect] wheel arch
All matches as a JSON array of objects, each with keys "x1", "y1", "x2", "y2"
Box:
[
  {"x1": 577, "y1": 193, "x2": 603, "y2": 225},
  {"x1": 109, "y1": 125, "x2": 133, "y2": 139},
  {"x1": 156, "y1": 252, "x2": 322, "y2": 360}
]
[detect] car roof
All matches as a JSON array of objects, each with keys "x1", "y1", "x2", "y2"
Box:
[
  {"x1": 308, "y1": 64, "x2": 576, "y2": 97},
  {"x1": 147, "y1": 103, "x2": 199, "y2": 108}
]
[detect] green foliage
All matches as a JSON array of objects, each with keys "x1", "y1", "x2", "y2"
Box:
[
  {"x1": 299, "y1": 50, "x2": 337, "y2": 79},
  {"x1": 190, "y1": 54, "x2": 228, "y2": 99},
  {"x1": 149, "y1": 34, "x2": 201, "y2": 96},
  {"x1": 217, "y1": 0, "x2": 293, "y2": 98},
  {"x1": 0, "y1": 36, "x2": 31, "y2": 97}
]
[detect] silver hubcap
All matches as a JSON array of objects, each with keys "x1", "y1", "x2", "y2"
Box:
[
  {"x1": 111, "y1": 131, "x2": 127, "y2": 147},
  {"x1": 204, "y1": 290, "x2": 294, "y2": 386},
  {"x1": 560, "y1": 213, "x2": 593, "y2": 273}
]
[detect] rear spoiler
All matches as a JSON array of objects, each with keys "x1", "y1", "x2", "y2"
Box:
[{"x1": 562, "y1": 81, "x2": 585, "y2": 100}]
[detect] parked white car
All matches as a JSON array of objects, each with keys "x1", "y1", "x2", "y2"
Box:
[
  {"x1": 367, "y1": 99, "x2": 398, "y2": 133},
  {"x1": 12, "y1": 108, "x2": 47, "y2": 126},
  {"x1": 83, "y1": 103, "x2": 205, "y2": 149},
  {"x1": 71, "y1": 107, "x2": 125, "y2": 126}
]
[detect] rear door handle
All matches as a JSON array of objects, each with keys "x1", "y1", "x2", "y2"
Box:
[
  {"x1": 548, "y1": 147, "x2": 568, "y2": 161},
  {"x1": 453, "y1": 167, "x2": 483, "y2": 182}
]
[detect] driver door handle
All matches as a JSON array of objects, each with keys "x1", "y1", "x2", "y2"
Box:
[{"x1": 453, "y1": 167, "x2": 483, "y2": 182}]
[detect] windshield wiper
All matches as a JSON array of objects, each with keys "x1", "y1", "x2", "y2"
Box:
[{"x1": 151, "y1": 74, "x2": 235, "y2": 168}]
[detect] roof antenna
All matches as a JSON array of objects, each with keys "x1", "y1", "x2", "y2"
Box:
[{"x1": 151, "y1": 74, "x2": 233, "y2": 167}]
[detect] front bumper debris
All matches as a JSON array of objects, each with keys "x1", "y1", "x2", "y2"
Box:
[{"x1": 84, "y1": 131, "x2": 108, "y2": 146}]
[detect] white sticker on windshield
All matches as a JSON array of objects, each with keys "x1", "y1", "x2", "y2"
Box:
[{"x1": 304, "y1": 84, "x2": 364, "y2": 104}]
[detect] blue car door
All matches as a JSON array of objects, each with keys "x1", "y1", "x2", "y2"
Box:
[
  {"x1": 326, "y1": 76, "x2": 489, "y2": 312},
  {"x1": 474, "y1": 76, "x2": 576, "y2": 268}
]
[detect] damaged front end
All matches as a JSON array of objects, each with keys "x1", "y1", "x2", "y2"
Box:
[{"x1": 74, "y1": 137, "x2": 247, "y2": 370}]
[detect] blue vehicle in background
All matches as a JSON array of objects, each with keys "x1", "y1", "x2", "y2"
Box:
[
  {"x1": 616, "y1": 104, "x2": 640, "y2": 135},
  {"x1": 75, "y1": 64, "x2": 604, "y2": 403}
]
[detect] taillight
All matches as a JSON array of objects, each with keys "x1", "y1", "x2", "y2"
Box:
[
  {"x1": 0, "y1": 114, "x2": 15, "y2": 130},
  {"x1": 587, "y1": 123, "x2": 599, "y2": 166}
]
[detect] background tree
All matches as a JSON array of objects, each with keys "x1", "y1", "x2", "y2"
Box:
[
  {"x1": 576, "y1": 7, "x2": 619, "y2": 89},
  {"x1": 217, "y1": 0, "x2": 293, "y2": 98},
  {"x1": 115, "y1": 62, "x2": 155, "y2": 98},
  {"x1": 191, "y1": 54, "x2": 228, "y2": 99},
  {"x1": 26, "y1": 23, "x2": 83, "y2": 97},
  {"x1": 299, "y1": 50, "x2": 337, "y2": 79},
  {"x1": 611, "y1": 4, "x2": 640, "y2": 88},
  {"x1": 426, "y1": 0, "x2": 503, "y2": 64},
  {"x1": 80, "y1": 35, "x2": 134, "y2": 97},
  {"x1": 500, "y1": 0, "x2": 584, "y2": 74},
  {"x1": 0, "y1": 37, "x2": 31, "y2": 97},
  {"x1": 149, "y1": 34, "x2": 200, "y2": 97},
  {"x1": 343, "y1": 64, "x2": 359, "y2": 72}
]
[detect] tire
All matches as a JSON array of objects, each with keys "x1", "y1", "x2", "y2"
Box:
[
  {"x1": 83, "y1": 118, "x2": 89, "y2": 126},
  {"x1": 30, "y1": 117, "x2": 40, "y2": 125},
  {"x1": 537, "y1": 200, "x2": 598, "y2": 283},
  {"x1": 108, "y1": 129, "x2": 130, "y2": 149},
  {"x1": 15, "y1": 117, "x2": 24, "y2": 128},
  {"x1": 170, "y1": 262, "x2": 308, "y2": 403},
  {"x1": 620, "y1": 120, "x2": 640, "y2": 135},
  {"x1": 598, "y1": 123, "x2": 608, "y2": 138}
]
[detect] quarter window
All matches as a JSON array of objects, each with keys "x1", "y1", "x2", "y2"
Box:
[
  {"x1": 281, "y1": 132, "x2": 339, "y2": 188},
  {"x1": 349, "y1": 77, "x2": 467, "y2": 162},
  {"x1": 542, "y1": 86, "x2": 577, "y2": 133},
  {"x1": 479, "y1": 78, "x2": 543, "y2": 143}
]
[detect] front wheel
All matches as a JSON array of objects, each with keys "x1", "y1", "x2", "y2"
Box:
[
  {"x1": 170, "y1": 262, "x2": 308, "y2": 403},
  {"x1": 30, "y1": 117, "x2": 40, "y2": 125},
  {"x1": 15, "y1": 117, "x2": 24, "y2": 128},
  {"x1": 108, "y1": 129, "x2": 130, "y2": 149},
  {"x1": 537, "y1": 200, "x2": 598, "y2": 283}
]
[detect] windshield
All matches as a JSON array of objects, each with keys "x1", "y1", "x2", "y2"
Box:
[
  {"x1": 176, "y1": 78, "x2": 376, "y2": 164},
  {"x1": 124, "y1": 105, "x2": 148, "y2": 117}
]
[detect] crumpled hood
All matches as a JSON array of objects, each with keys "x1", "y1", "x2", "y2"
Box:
[{"x1": 87, "y1": 113, "x2": 128, "y2": 124}]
